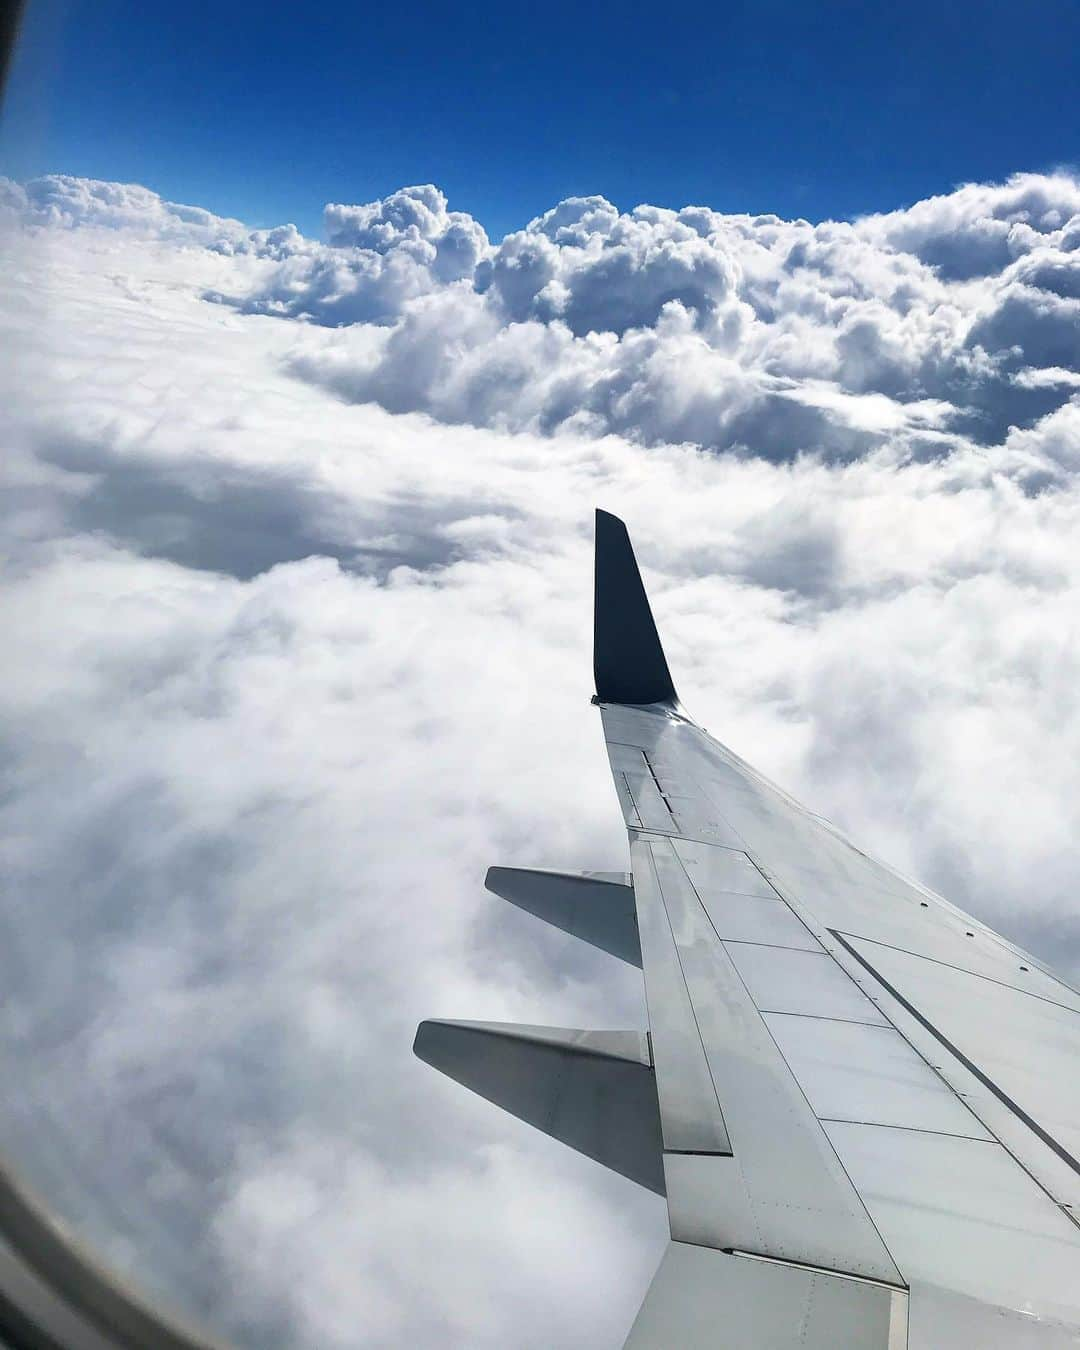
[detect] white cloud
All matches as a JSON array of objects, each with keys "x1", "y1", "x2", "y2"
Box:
[
  {"x1": 232, "y1": 185, "x2": 489, "y2": 326},
  {"x1": 0, "y1": 173, "x2": 312, "y2": 259},
  {"x1": 1, "y1": 174, "x2": 1080, "y2": 1348},
  {"x1": 15, "y1": 168, "x2": 1077, "y2": 460},
  {"x1": 170, "y1": 168, "x2": 1079, "y2": 461},
  {"x1": 859, "y1": 172, "x2": 1080, "y2": 280}
]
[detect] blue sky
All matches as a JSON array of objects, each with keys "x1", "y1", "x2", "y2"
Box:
[{"x1": 4, "y1": 0, "x2": 1079, "y2": 239}]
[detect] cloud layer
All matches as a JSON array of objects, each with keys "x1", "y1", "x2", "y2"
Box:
[
  {"x1": 236, "y1": 172, "x2": 1080, "y2": 461},
  {"x1": 2, "y1": 172, "x2": 1080, "y2": 1348}
]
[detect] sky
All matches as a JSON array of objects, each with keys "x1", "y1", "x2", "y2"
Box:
[
  {"x1": 2, "y1": 4, "x2": 1080, "y2": 1349},
  {"x1": 3, "y1": 0, "x2": 1079, "y2": 238}
]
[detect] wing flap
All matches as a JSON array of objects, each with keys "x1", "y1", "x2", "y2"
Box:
[
  {"x1": 824, "y1": 1120, "x2": 1080, "y2": 1325},
  {"x1": 623, "y1": 1243, "x2": 905, "y2": 1350},
  {"x1": 641, "y1": 835, "x2": 903, "y2": 1282},
  {"x1": 837, "y1": 933, "x2": 1080, "y2": 1204},
  {"x1": 631, "y1": 842, "x2": 732, "y2": 1155},
  {"x1": 762, "y1": 1014, "x2": 993, "y2": 1138}
]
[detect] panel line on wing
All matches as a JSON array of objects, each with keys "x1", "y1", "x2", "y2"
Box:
[
  {"x1": 614, "y1": 773, "x2": 643, "y2": 828},
  {"x1": 755, "y1": 1010, "x2": 904, "y2": 1027},
  {"x1": 624, "y1": 773, "x2": 680, "y2": 833},
  {"x1": 833, "y1": 931, "x2": 1080, "y2": 1016},
  {"x1": 744, "y1": 843, "x2": 1080, "y2": 1159},
  {"x1": 636, "y1": 830, "x2": 747, "y2": 854},
  {"x1": 816, "y1": 1118, "x2": 996, "y2": 1143},
  {"x1": 721, "y1": 938, "x2": 831, "y2": 954},
  {"x1": 726, "y1": 1248, "x2": 908, "y2": 1293},
  {"x1": 705, "y1": 887, "x2": 792, "y2": 903},
  {"x1": 831, "y1": 930, "x2": 1080, "y2": 1184},
  {"x1": 642, "y1": 750, "x2": 674, "y2": 810}
]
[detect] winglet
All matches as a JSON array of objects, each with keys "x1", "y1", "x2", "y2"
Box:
[{"x1": 594, "y1": 509, "x2": 677, "y2": 706}]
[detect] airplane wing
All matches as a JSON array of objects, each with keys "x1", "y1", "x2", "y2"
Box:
[{"x1": 416, "y1": 509, "x2": 1080, "y2": 1348}]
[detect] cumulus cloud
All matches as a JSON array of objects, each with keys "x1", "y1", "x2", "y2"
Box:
[
  {"x1": 0, "y1": 173, "x2": 309, "y2": 257},
  {"x1": 2, "y1": 174, "x2": 1080, "y2": 1349},
  {"x1": 14, "y1": 169, "x2": 1078, "y2": 462},
  {"x1": 232, "y1": 184, "x2": 489, "y2": 326},
  {"x1": 185, "y1": 169, "x2": 1080, "y2": 462},
  {"x1": 861, "y1": 173, "x2": 1080, "y2": 279}
]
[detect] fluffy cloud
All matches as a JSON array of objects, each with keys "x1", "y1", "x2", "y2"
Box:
[
  {"x1": 861, "y1": 173, "x2": 1080, "y2": 279},
  {"x1": 16, "y1": 169, "x2": 1077, "y2": 463},
  {"x1": 234, "y1": 184, "x2": 489, "y2": 325},
  {"x1": 200, "y1": 169, "x2": 1080, "y2": 463},
  {"x1": 2, "y1": 174, "x2": 1080, "y2": 1349},
  {"x1": 1, "y1": 173, "x2": 309, "y2": 257}
]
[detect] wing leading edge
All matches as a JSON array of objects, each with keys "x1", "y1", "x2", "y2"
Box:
[{"x1": 416, "y1": 508, "x2": 1080, "y2": 1348}]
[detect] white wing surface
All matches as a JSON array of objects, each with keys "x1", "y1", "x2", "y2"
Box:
[{"x1": 417, "y1": 509, "x2": 1080, "y2": 1348}]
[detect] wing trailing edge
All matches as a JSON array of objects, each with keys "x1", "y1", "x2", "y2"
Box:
[{"x1": 624, "y1": 1244, "x2": 905, "y2": 1349}]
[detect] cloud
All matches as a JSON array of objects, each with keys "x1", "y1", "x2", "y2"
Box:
[
  {"x1": 324, "y1": 184, "x2": 488, "y2": 283},
  {"x1": 860, "y1": 172, "x2": 1080, "y2": 280},
  {"x1": 232, "y1": 185, "x2": 490, "y2": 325},
  {"x1": 16, "y1": 169, "x2": 1078, "y2": 462},
  {"x1": 1, "y1": 173, "x2": 310, "y2": 258},
  {"x1": 201, "y1": 169, "x2": 1080, "y2": 461},
  {"x1": 2, "y1": 174, "x2": 1080, "y2": 1348}
]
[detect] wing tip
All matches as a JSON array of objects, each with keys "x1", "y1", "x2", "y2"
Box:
[{"x1": 593, "y1": 508, "x2": 677, "y2": 707}]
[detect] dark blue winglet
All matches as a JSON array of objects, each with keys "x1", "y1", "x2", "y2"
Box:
[{"x1": 593, "y1": 509, "x2": 677, "y2": 706}]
